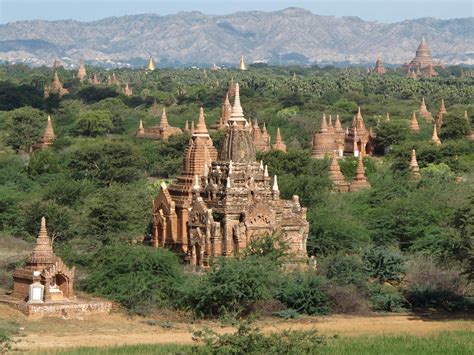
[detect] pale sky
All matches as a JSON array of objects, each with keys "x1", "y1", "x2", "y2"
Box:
[{"x1": 0, "y1": 0, "x2": 472, "y2": 24}]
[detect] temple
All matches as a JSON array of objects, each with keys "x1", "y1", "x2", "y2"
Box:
[
  {"x1": 410, "y1": 149, "x2": 421, "y2": 179},
  {"x1": 150, "y1": 83, "x2": 309, "y2": 268},
  {"x1": 372, "y1": 57, "x2": 386, "y2": 75},
  {"x1": 123, "y1": 83, "x2": 133, "y2": 96},
  {"x1": 349, "y1": 155, "x2": 371, "y2": 192},
  {"x1": 147, "y1": 56, "x2": 156, "y2": 71},
  {"x1": 410, "y1": 112, "x2": 420, "y2": 133},
  {"x1": 136, "y1": 107, "x2": 183, "y2": 140},
  {"x1": 404, "y1": 37, "x2": 443, "y2": 77},
  {"x1": 33, "y1": 115, "x2": 56, "y2": 151},
  {"x1": 77, "y1": 59, "x2": 87, "y2": 81},
  {"x1": 328, "y1": 151, "x2": 350, "y2": 192},
  {"x1": 44, "y1": 71, "x2": 69, "y2": 98},
  {"x1": 12, "y1": 217, "x2": 75, "y2": 303},
  {"x1": 419, "y1": 97, "x2": 433, "y2": 122}
]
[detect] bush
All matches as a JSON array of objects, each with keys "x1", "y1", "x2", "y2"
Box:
[
  {"x1": 193, "y1": 321, "x2": 325, "y2": 355},
  {"x1": 363, "y1": 247, "x2": 406, "y2": 283},
  {"x1": 369, "y1": 284, "x2": 407, "y2": 312},
  {"x1": 275, "y1": 272, "x2": 331, "y2": 315},
  {"x1": 84, "y1": 244, "x2": 183, "y2": 315},
  {"x1": 403, "y1": 258, "x2": 471, "y2": 310},
  {"x1": 179, "y1": 256, "x2": 280, "y2": 318}
]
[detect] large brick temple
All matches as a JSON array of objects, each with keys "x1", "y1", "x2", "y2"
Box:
[{"x1": 151, "y1": 83, "x2": 309, "y2": 268}]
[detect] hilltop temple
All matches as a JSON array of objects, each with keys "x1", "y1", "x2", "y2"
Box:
[
  {"x1": 311, "y1": 109, "x2": 375, "y2": 159},
  {"x1": 33, "y1": 115, "x2": 56, "y2": 151},
  {"x1": 404, "y1": 37, "x2": 444, "y2": 77},
  {"x1": 136, "y1": 108, "x2": 182, "y2": 140},
  {"x1": 150, "y1": 84, "x2": 309, "y2": 268},
  {"x1": 44, "y1": 71, "x2": 69, "y2": 98}
]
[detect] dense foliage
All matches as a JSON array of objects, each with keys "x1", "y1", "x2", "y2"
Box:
[{"x1": 0, "y1": 64, "x2": 473, "y2": 317}]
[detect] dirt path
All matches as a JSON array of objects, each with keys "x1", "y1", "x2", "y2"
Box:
[{"x1": 2, "y1": 305, "x2": 472, "y2": 353}]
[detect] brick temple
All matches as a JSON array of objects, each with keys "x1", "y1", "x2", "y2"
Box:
[{"x1": 151, "y1": 83, "x2": 309, "y2": 268}]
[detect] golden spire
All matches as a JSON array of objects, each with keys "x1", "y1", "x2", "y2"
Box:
[
  {"x1": 239, "y1": 54, "x2": 247, "y2": 71},
  {"x1": 410, "y1": 112, "x2": 420, "y2": 133},
  {"x1": 410, "y1": 149, "x2": 421, "y2": 179},
  {"x1": 431, "y1": 124, "x2": 442, "y2": 145},
  {"x1": 194, "y1": 107, "x2": 209, "y2": 136},
  {"x1": 147, "y1": 56, "x2": 156, "y2": 71}
]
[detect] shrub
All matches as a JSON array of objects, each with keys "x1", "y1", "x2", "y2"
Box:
[
  {"x1": 193, "y1": 321, "x2": 325, "y2": 355},
  {"x1": 276, "y1": 272, "x2": 331, "y2": 315},
  {"x1": 178, "y1": 256, "x2": 280, "y2": 318},
  {"x1": 369, "y1": 284, "x2": 407, "y2": 312},
  {"x1": 363, "y1": 247, "x2": 406, "y2": 283},
  {"x1": 403, "y1": 258, "x2": 471, "y2": 310},
  {"x1": 84, "y1": 244, "x2": 183, "y2": 315}
]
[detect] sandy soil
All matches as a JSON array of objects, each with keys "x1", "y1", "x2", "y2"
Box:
[{"x1": 1, "y1": 304, "x2": 472, "y2": 353}]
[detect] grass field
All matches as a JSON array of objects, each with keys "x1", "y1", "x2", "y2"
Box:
[{"x1": 43, "y1": 331, "x2": 473, "y2": 355}]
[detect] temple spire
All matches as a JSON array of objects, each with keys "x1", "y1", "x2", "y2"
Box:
[
  {"x1": 431, "y1": 124, "x2": 442, "y2": 145},
  {"x1": 410, "y1": 112, "x2": 420, "y2": 133},
  {"x1": 410, "y1": 149, "x2": 421, "y2": 179},
  {"x1": 195, "y1": 107, "x2": 209, "y2": 136}
]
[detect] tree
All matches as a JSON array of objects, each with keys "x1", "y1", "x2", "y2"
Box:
[
  {"x1": 75, "y1": 110, "x2": 113, "y2": 137},
  {"x1": 69, "y1": 140, "x2": 144, "y2": 185},
  {"x1": 4, "y1": 107, "x2": 45, "y2": 151}
]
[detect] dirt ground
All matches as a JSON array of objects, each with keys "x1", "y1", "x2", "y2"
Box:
[{"x1": 1, "y1": 304, "x2": 473, "y2": 353}]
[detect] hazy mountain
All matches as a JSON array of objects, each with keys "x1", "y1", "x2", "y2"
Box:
[{"x1": 0, "y1": 8, "x2": 472, "y2": 68}]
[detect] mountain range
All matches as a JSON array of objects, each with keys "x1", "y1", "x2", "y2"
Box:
[{"x1": 0, "y1": 8, "x2": 473, "y2": 68}]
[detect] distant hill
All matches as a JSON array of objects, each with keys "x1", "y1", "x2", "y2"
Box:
[{"x1": 0, "y1": 8, "x2": 472, "y2": 67}]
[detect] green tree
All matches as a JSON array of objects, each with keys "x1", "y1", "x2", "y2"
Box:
[
  {"x1": 4, "y1": 107, "x2": 45, "y2": 151},
  {"x1": 75, "y1": 110, "x2": 113, "y2": 137}
]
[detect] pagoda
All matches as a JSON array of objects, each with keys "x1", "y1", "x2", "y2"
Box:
[
  {"x1": 409, "y1": 149, "x2": 421, "y2": 179},
  {"x1": 77, "y1": 59, "x2": 87, "y2": 81},
  {"x1": 372, "y1": 57, "x2": 386, "y2": 75},
  {"x1": 33, "y1": 115, "x2": 56, "y2": 151},
  {"x1": 151, "y1": 83, "x2": 309, "y2": 268},
  {"x1": 123, "y1": 83, "x2": 133, "y2": 97},
  {"x1": 328, "y1": 151, "x2": 349, "y2": 192},
  {"x1": 12, "y1": 217, "x2": 75, "y2": 302},
  {"x1": 44, "y1": 71, "x2": 69, "y2": 98},
  {"x1": 312, "y1": 113, "x2": 336, "y2": 159},
  {"x1": 239, "y1": 55, "x2": 247, "y2": 71},
  {"x1": 136, "y1": 107, "x2": 183, "y2": 140},
  {"x1": 272, "y1": 128, "x2": 287, "y2": 152},
  {"x1": 405, "y1": 37, "x2": 443, "y2": 72},
  {"x1": 419, "y1": 97, "x2": 433, "y2": 122},
  {"x1": 431, "y1": 125, "x2": 442, "y2": 145},
  {"x1": 349, "y1": 155, "x2": 371, "y2": 192},
  {"x1": 409, "y1": 112, "x2": 420, "y2": 133},
  {"x1": 147, "y1": 56, "x2": 156, "y2": 71}
]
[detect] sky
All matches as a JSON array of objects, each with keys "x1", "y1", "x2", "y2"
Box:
[{"x1": 0, "y1": 0, "x2": 472, "y2": 24}]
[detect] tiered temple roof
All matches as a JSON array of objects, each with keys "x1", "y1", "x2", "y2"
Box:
[
  {"x1": 12, "y1": 217, "x2": 75, "y2": 302},
  {"x1": 44, "y1": 71, "x2": 69, "y2": 98},
  {"x1": 151, "y1": 83, "x2": 309, "y2": 268},
  {"x1": 410, "y1": 112, "x2": 420, "y2": 133},
  {"x1": 33, "y1": 115, "x2": 56, "y2": 151},
  {"x1": 350, "y1": 155, "x2": 371, "y2": 192},
  {"x1": 410, "y1": 149, "x2": 421, "y2": 179}
]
